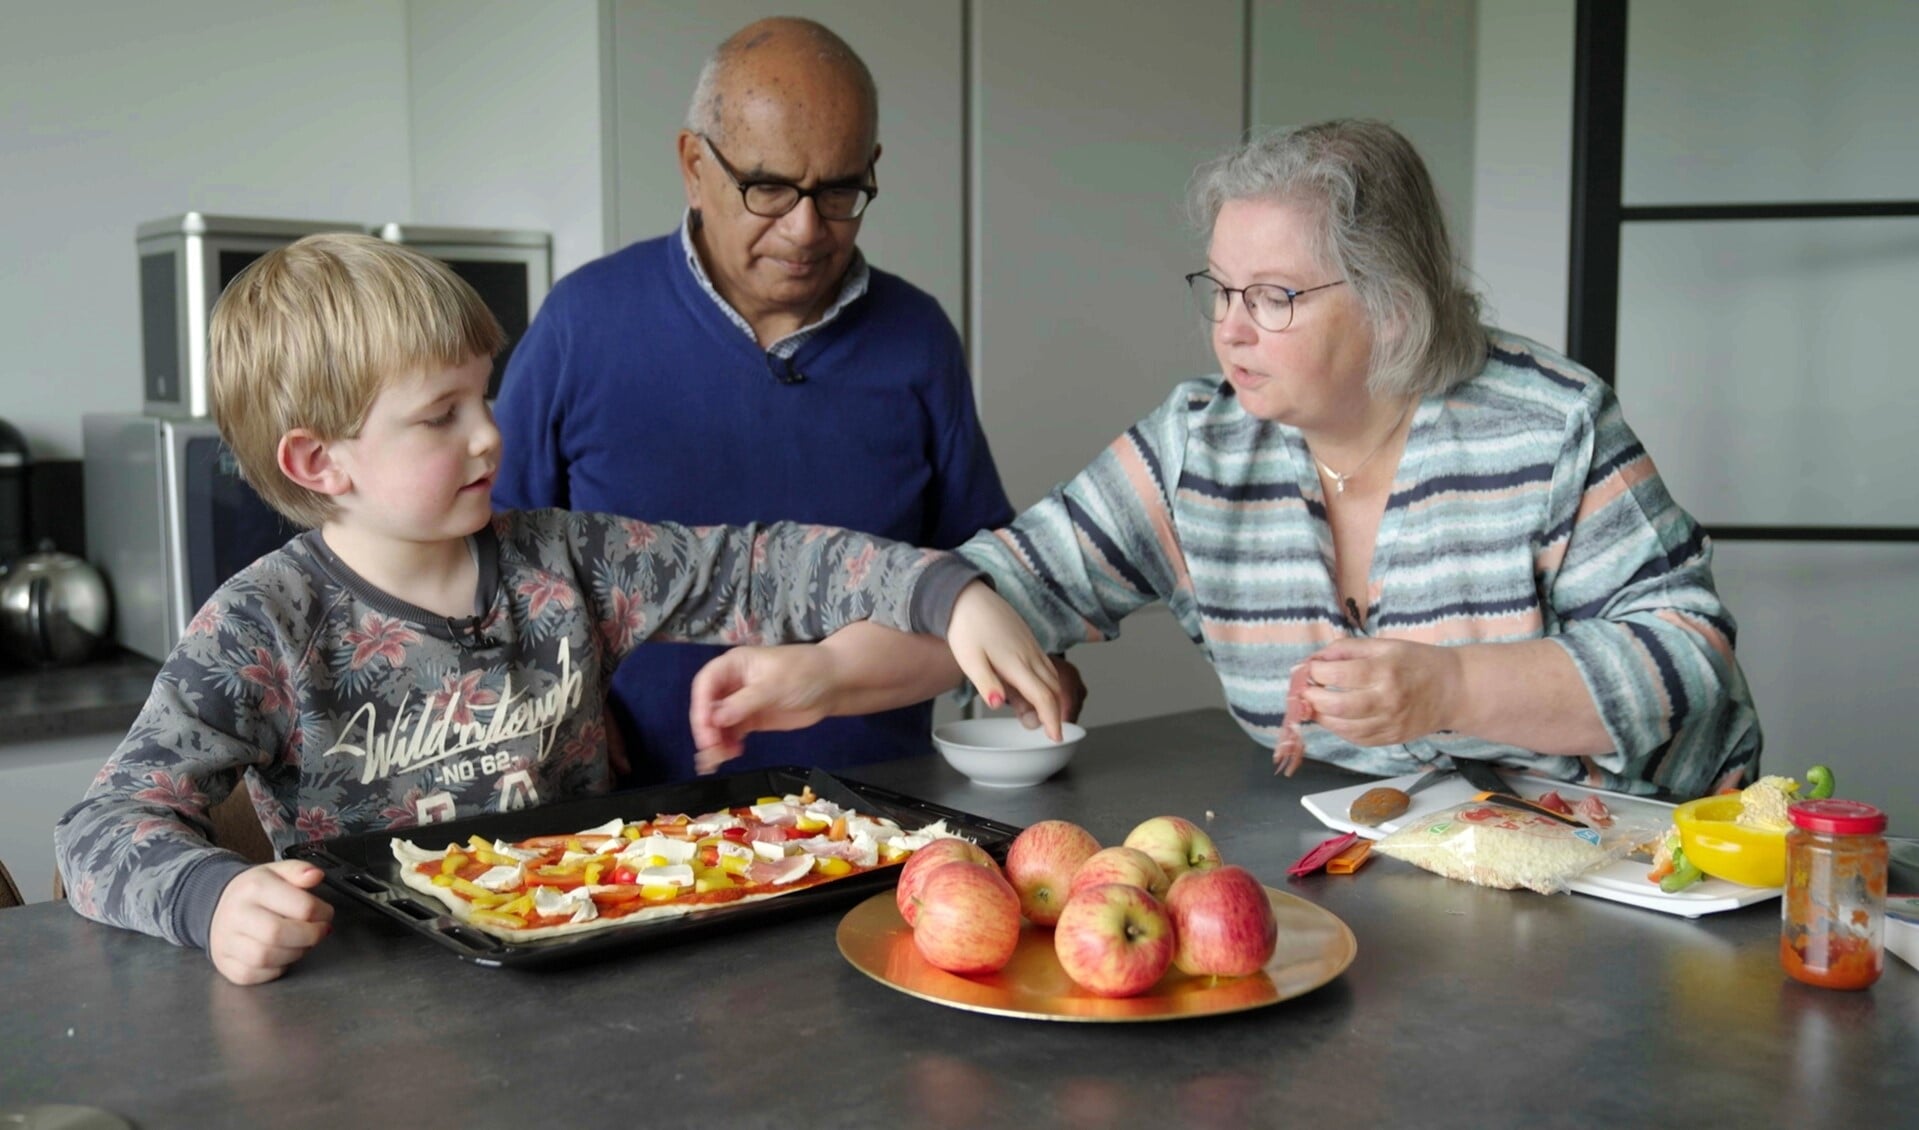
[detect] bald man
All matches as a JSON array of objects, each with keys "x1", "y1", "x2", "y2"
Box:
[{"x1": 494, "y1": 19, "x2": 1077, "y2": 784}]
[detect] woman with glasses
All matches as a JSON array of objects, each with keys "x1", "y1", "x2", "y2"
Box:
[{"x1": 951, "y1": 119, "x2": 1761, "y2": 798}]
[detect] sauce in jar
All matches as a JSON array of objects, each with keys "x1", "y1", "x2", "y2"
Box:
[{"x1": 1780, "y1": 798, "x2": 1888, "y2": 990}]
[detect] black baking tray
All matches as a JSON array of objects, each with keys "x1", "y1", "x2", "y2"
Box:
[{"x1": 287, "y1": 766, "x2": 1021, "y2": 969}]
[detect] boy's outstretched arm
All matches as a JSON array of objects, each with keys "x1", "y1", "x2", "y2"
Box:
[{"x1": 690, "y1": 581, "x2": 1065, "y2": 773}]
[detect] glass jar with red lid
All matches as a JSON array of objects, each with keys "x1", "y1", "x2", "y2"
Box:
[{"x1": 1780, "y1": 798, "x2": 1888, "y2": 990}]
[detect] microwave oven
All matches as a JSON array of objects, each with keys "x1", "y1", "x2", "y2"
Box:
[
  {"x1": 372, "y1": 224, "x2": 552, "y2": 398},
  {"x1": 82, "y1": 414, "x2": 300, "y2": 662},
  {"x1": 137, "y1": 213, "x2": 361, "y2": 418}
]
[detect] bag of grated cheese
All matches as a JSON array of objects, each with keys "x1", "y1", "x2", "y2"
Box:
[{"x1": 1374, "y1": 800, "x2": 1655, "y2": 894}]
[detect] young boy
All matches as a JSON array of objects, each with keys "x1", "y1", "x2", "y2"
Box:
[{"x1": 55, "y1": 233, "x2": 1061, "y2": 985}]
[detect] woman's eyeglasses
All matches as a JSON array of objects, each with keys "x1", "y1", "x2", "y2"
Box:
[{"x1": 1184, "y1": 272, "x2": 1345, "y2": 333}]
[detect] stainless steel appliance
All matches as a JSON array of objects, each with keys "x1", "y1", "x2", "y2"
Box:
[
  {"x1": 0, "y1": 550, "x2": 111, "y2": 667},
  {"x1": 137, "y1": 213, "x2": 359, "y2": 418},
  {"x1": 82, "y1": 414, "x2": 297, "y2": 661},
  {"x1": 372, "y1": 224, "x2": 552, "y2": 398}
]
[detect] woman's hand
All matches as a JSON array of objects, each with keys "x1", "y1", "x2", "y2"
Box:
[
  {"x1": 1006, "y1": 656, "x2": 1088, "y2": 731},
  {"x1": 1293, "y1": 637, "x2": 1463, "y2": 748},
  {"x1": 946, "y1": 581, "x2": 1066, "y2": 741},
  {"x1": 1272, "y1": 662, "x2": 1315, "y2": 776},
  {"x1": 207, "y1": 861, "x2": 334, "y2": 986}
]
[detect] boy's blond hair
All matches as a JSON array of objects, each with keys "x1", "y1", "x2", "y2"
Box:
[{"x1": 209, "y1": 232, "x2": 505, "y2": 528}]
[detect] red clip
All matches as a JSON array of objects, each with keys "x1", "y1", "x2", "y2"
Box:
[{"x1": 1288, "y1": 831, "x2": 1359, "y2": 877}]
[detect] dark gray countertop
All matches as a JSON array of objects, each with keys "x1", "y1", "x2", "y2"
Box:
[
  {"x1": 1, "y1": 708, "x2": 1910, "y2": 1129},
  {"x1": 0, "y1": 649, "x2": 156, "y2": 746}
]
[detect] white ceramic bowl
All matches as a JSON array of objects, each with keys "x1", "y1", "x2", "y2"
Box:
[{"x1": 931, "y1": 718, "x2": 1086, "y2": 788}]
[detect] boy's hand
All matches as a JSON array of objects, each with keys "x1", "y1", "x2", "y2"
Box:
[
  {"x1": 208, "y1": 860, "x2": 334, "y2": 986},
  {"x1": 689, "y1": 645, "x2": 837, "y2": 774},
  {"x1": 947, "y1": 581, "x2": 1066, "y2": 741}
]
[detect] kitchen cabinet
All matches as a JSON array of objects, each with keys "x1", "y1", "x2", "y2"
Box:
[
  {"x1": 0, "y1": 653, "x2": 156, "y2": 903},
  {"x1": 0, "y1": 733, "x2": 118, "y2": 905}
]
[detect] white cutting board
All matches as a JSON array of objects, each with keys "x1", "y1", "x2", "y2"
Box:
[{"x1": 1301, "y1": 772, "x2": 1780, "y2": 918}]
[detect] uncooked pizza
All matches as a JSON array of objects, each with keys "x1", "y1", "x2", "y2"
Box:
[{"x1": 391, "y1": 786, "x2": 960, "y2": 942}]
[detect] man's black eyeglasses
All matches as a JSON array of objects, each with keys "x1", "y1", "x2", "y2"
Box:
[
  {"x1": 701, "y1": 135, "x2": 877, "y2": 221},
  {"x1": 1184, "y1": 272, "x2": 1345, "y2": 333}
]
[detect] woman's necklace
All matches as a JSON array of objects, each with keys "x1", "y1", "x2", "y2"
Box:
[{"x1": 1313, "y1": 403, "x2": 1412, "y2": 496}]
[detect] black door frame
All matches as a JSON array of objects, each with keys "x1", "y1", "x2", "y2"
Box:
[{"x1": 1565, "y1": 0, "x2": 1919, "y2": 544}]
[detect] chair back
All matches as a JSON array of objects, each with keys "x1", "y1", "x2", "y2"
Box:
[{"x1": 1, "y1": 857, "x2": 23, "y2": 909}]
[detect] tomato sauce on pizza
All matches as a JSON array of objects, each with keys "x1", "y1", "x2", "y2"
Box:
[{"x1": 391, "y1": 787, "x2": 962, "y2": 942}]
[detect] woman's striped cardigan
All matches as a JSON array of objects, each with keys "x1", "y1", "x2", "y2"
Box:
[{"x1": 959, "y1": 332, "x2": 1761, "y2": 798}]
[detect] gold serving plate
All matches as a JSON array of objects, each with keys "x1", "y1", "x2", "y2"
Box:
[{"x1": 836, "y1": 885, "x2": 1356, "y2": 1022}]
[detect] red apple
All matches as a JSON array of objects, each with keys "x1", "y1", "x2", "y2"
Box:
[
  {"x1": 1052, "y1": 882, "x2": 1176, "y2": 997},
  {"x1": 1164, "y1": 865, "x2": 1277, "y2": 977},
  {"x1": 1068, "y1": 845, "x2": 1170, "y2": 902},
  {"x1": 896, "y1": 837, "x2": 998, "y2": 926},
  {"x1": 1121, "y1": 815, "x2": 1221, "y2": 881},
  {"x1": 1004, "y1": 820, "x2": 1101, "y2": 926},
  {"x1": 912, "y1": 860, "x2": 1022, "y2": 975}
]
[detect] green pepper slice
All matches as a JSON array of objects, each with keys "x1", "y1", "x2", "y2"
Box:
[
  {"x1": 1660, "y1": 846, "x2": 1705, "y2": 893},
  {"x1": 1805, "y1": 765, "x2": 1835, "y2": 800}
]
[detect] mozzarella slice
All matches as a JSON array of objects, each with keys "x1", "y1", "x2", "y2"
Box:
[
  {"x1": 687, "y1": 812, "x2": 746, "y2": 835},
  {"x1": 636, "y1": 864, "x2": 695, "y2": 888},
  {"x1": 615, "y1": 835, "x2": 697, "y2": 867},
  {"x1": 473, "y1": 865, "x2": 525, "y2": 892},
  {"x1": 532, "y1": 885, "x2": 597, "y2": 923}
]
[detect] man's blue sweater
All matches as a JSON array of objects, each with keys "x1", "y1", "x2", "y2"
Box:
[{"x1": 493, "y1": 233, "x2": 1013, "y2": 783}]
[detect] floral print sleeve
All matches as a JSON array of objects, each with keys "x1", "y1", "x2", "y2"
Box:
[
  {"x1": 532, "y1": 511, "x2": 975, "y2": 662},
  {"x1": 55, "y1": 580, "x2": 306, "y2": 949}
]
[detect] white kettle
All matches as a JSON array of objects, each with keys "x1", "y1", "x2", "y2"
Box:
[{"x1": 0, "y1": 548, "x2": 112, "y2": 667}]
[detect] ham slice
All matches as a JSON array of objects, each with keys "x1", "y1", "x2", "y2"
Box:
[
  {"x1": 1574, "y1": 795, "x2": 1614, "y2": 829},
  {"x1": 746, "y1": 855, "x2": 814, "y2": 886},
  {"x1": 798, "y1": 838, "x2": 879, "y2": 867}
]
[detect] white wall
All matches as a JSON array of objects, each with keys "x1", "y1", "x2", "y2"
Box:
[
  {"x1": 1468, "y1": 0, "x2": 1573, "y2": 348},
  {"x1": 1252, "y1": 0, "x2": 1478, "y2": 260},
  {"x1": 404, "y1": 0, "x2": 608, "y2": 282},
  {"x1": 0, "y1": 0, "x2": 416, "y2": 460}
]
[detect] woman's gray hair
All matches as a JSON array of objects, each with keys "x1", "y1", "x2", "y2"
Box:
[{"x1": 1187, "y1": 120, "x2": 1486, "y2": 397}]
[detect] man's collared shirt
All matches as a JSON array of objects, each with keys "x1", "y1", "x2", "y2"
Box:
[{"x1": 678, "y1": 211, "x2": 870, "y2": 360}]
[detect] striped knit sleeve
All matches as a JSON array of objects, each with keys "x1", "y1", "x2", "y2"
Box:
[
  {"x1": 957, "y1": 384, "x2": 1197, "y2": 653},
  {"x1": 1541, "y1": 385, "x2": 1762, "y2": 798}
]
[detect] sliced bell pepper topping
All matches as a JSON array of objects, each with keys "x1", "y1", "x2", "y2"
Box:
[{"x1": 1659, "y1": 846, "x2": 1705, "y2": 893}]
